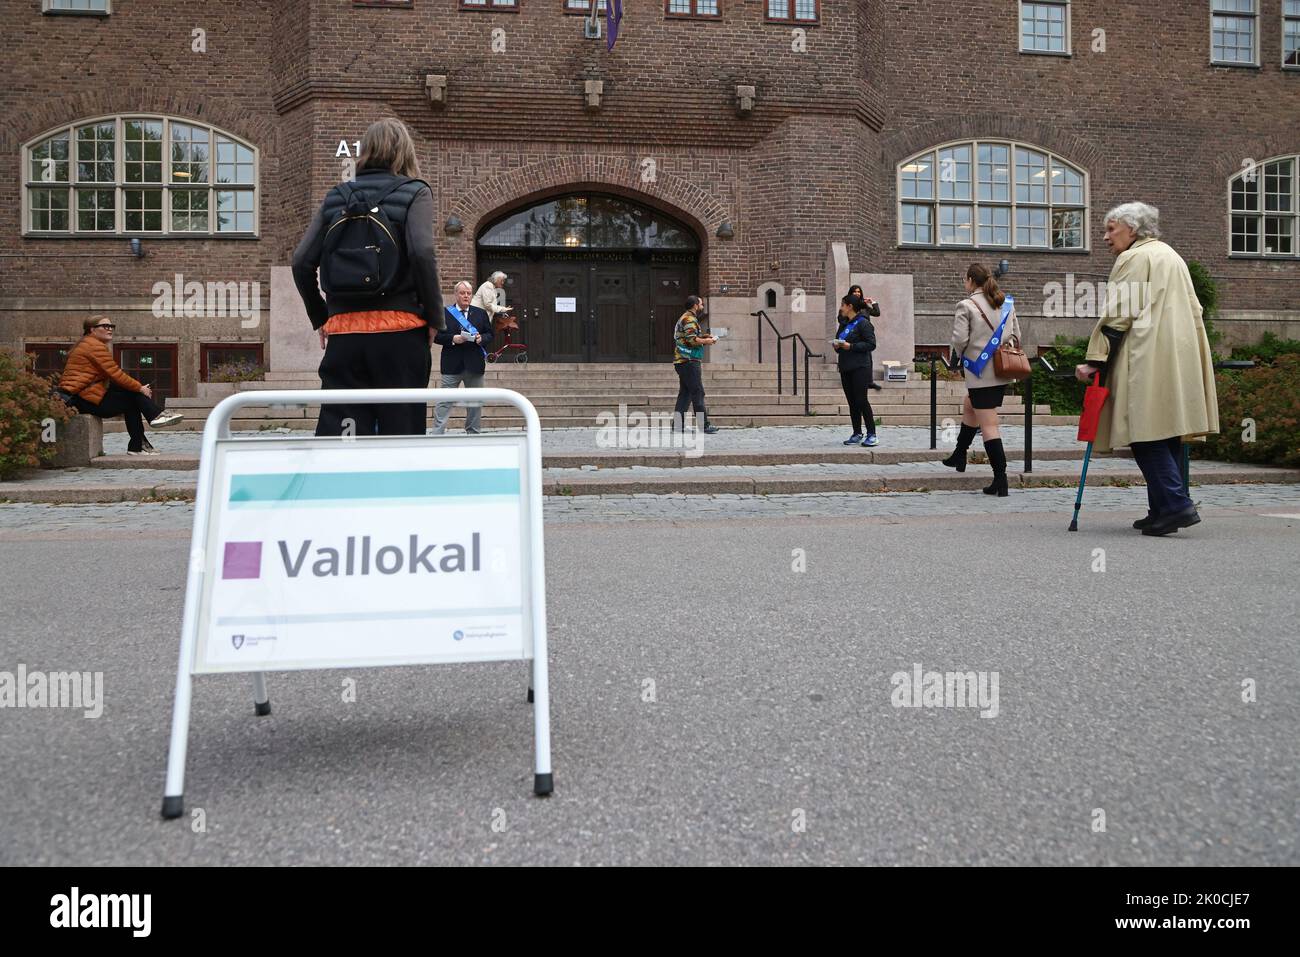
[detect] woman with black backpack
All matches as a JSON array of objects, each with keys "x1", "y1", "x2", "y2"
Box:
[
  {"x1": 292, "y1": 118, "x2": 443, "y2": 436},
  {"x1": 833, "y1": 294, "x2": 880, "y2": 447}
]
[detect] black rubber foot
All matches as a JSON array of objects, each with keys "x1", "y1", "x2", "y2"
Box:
[
  {"x1": 534, "y1": 773, "x2": 553, "y2": 796},
  {"x1": 161, "y1": 795, "x2": 184, "y2": 819},
  {"x1": 1068, "y1": 520, "x2": 1078, "y2": 531},
  {"x1": 527, "y1": 687, "x2": 534, "y2": 703},
  {"x1": 254, "y1": 700, "x2": 271, "y2": 716}
]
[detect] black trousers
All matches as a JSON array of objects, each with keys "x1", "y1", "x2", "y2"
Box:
[
  {"x1": 1131, "y1": 436, "x2": 1194, "y2": 517},
  {"x1": 839, "y1": 367, "x2": 875, "y2": 435},
  {"x1": 73, "y1": 384, "x2": 163, "y2": 449},
  {"x1": 317, "y1": 327, "x2": 432, "y2": 436},
  {"x1": 674, "y1": 361, "x2": 708, "y2": 423}
]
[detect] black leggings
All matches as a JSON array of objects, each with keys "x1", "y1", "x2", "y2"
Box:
[
  {"x1": 674, "y1": 361, "x2": 708, "y2": 423},
  {"x1": 317, "y1": 327, "x2": 433, "y2": 436},
  {"x1": 73, "y1": 384, "x2": 163, "y2": 450},
  {"x1": 840, "y1": 367, "x2": 875, "y2": 435}
]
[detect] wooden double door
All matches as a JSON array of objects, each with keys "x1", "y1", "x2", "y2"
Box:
[{"x1": 477, "y1": 251, "x2": 696, "y2": 363}]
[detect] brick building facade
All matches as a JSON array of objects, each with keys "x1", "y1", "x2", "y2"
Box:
[{"x1": 2, "y1": 0, "x2": 1297, "y2": 397}]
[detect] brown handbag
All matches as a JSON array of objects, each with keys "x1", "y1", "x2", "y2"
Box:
[{"x1": 972, "y1": 300, "x2": 1031, "y2": 381}]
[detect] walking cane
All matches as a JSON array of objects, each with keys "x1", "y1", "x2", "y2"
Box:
[{"x1": 1068, "y1": 327, "x2": 1125, "y2": 532}]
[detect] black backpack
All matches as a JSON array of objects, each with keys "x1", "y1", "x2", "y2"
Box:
[{"x1": 319, "y1": 179, "x2": 417, "y2": 299}]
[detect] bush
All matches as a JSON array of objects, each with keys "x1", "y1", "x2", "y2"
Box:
[
  {"x1": 1186, "y1": 259, "x2": 1223, "y2": 353},
  {"x1": 1229, "y1": 332, "x2": 1300, "y2": 366},
  {"x1": 0, "y1": 351, "x2": 76, "y2": 480},
  {"x1": 1026, "y1": 335, "x2": 1090, "y2": 416},
  {"x1": 1201, "y1": 355, "x2": 1300, "y2": 467},
  {"x1": 208, "y1": 360, "x2": 265, "y2": 383}
]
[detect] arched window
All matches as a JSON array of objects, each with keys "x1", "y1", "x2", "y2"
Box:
[
  {"x1": 1229, "y1": 155, "x2": 1298, "y2": 257},
  {"x1": 477, "y1": 193, "x2": 698, "y2": 250},
  {"x1": 897, "y1": 140, "x2": 1088, "y2": 251},
  {"x1": 23, "y1": 115, "x2": 258, "y2": 236}
]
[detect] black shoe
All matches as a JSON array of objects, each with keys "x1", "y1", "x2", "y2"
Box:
[
  {"x1": 1142, "y1": 506, "x2": 1201, "y2": 536},
  {"x1": 703, "y1": 423, "x2": 720, "y2": 434},
  {"x1": 941, "y1": 450, "x2": 967, "y2": 472},
  {"x1": 982, "y1": 475, "x2": 1009, "y2": 497},
  {"x1": 1132, "y1": 513, "x2": 1157, "y2": 530},
  {"x1": 868, "y1": 382, "x2": 883, "y2": 391}
]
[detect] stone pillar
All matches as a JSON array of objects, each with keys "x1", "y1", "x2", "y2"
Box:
[{"x1": 268, "y1": 265, "x2": 321, "y2": 374}]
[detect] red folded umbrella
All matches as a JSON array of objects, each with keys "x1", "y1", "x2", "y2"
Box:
[{"x1": 1077, "y1": 372, "x2": 1110, "y2": 443}]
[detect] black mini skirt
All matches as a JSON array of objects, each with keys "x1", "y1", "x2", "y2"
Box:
[{"x1": 968, "y1": 385, "x2": 1006, "y2": 410}]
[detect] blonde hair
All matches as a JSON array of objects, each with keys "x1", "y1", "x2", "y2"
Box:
[
  {"x1": 83, "y1": 314, "x2": 112, "y2": 334},
  {"x1": 357, "y1": 118, "x2": 421, "y2": 178}
]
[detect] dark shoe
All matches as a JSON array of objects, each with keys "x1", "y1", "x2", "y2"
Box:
[
  {"x1": 982, "y1": 475, "x2": 1009, "y2": 497},
  {"x1": 941, "y1": 450, "x2": 967, "y2": 472},
  {"x1": 843, "y1": 433, "x2": 864, "y2": 446},
  {"x1": 868, "y1": 382, "x2": 883, "y2": 391},
  {"x1": 1132, "y1": 513, "x2": 1157, "y2": 530},
  {"x1": 703, "y1": 423, "x2": 720, "y2": 434},
  {"x1": 861, "y1": 434, "x2": 879, "y2": 447},
  {"x1": 1142, "y1": 506, "x2": 1201, "y2": 537}
]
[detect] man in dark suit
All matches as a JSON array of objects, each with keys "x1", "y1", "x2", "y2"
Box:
[{"x1": 432, "y1": 280, "x2": 494, "y2": 434}]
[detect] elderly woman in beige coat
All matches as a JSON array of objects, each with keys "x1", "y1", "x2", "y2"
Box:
[
  {"x1": 1075, "y1": 202, "x2": 1219, "y2": 536},
  {"x1": 943, "y1": 263, "x2": 1023, "y2": 496}
]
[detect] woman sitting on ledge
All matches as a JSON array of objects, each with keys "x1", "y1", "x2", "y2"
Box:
[{"x1": 59, "y1": 315, "x2": 183, "y2": 455}]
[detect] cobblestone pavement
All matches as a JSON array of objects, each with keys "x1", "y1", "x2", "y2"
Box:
[
  {"x1": 106, "y1": 424, "x2": 1087, "y2": 456},
  {"x1": 2, "y1": 484, "x2": 1297, "y2": 534}
]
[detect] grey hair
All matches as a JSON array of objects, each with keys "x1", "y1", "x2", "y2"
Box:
[
  {"x1": 1104, "y1": 202, "x2": 1160, "y2": 239},
  {"x1": 490, "y1": 271, "x2": 507, "y2": 284},
  {"x1": 455, "y1": 280, "x2": 474, "y2": 292}
]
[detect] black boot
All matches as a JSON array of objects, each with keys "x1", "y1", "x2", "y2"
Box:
[
  {"x1": 942, "y1": 423, "x2": 978, "y2": 472},
  {"x1": 982, "y1": 437, "x2": 1009, "y2": 496}
]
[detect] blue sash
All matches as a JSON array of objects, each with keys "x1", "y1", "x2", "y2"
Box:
[
  {"x1": 962, "y1": 296, "x2": 1014, "y2": 378},
  {"x1": 838, "y1": 316, "x2": 863, "y2": 341},
  {"x1": 449, "y1": 306, "x2": 486, "y2": 358}
]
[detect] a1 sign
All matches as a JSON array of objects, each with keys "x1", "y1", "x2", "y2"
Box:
[{"x1": 195, "y1": 435, "x2": 534, "y2": 672}]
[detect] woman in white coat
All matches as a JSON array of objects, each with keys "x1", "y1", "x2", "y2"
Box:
[{"x1": 1074, "y1": 202, "x2": 1219, "y2": 536}]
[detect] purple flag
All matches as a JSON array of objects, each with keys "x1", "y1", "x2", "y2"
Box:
[{"x1": 606, "y1": 0, "x2": 623, "y2": 51}]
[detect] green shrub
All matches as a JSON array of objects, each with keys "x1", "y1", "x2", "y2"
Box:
[
  {"x1": 1025, "y1": 335, "x2": 1090, "y2": 416},
  {"x1": 1201, "y1": 355, "x2": 1300, "y2": 467},
  {"x1": 1229, "y1": 332, "x2": 1300, "y2": 367},
  {"x1": 208, "y1": 360, "x2": 265, "y2": 383},
  {"x1": 0, "y1": 351, "x2": 76, "y2": 480},
  {"x1": 1186, "y1": 259, "x2": 1223, "y2": 352}
]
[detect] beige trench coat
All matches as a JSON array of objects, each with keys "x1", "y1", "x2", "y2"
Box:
[{"x1": 1084, "y1": 238, "x2": 1219, "y2": 452}]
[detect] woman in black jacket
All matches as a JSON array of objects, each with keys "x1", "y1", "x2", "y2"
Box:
[{"x1": 833, "y1": 294, "x2": 879, "y2": 447}]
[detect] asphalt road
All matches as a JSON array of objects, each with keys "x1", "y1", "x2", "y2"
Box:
[{"x1": 1, "y1": 498, "x2": 1296, "y2": 865}]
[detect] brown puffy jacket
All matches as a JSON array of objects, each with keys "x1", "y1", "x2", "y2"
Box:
[{"x1": 58, "y1": 335, "x2": 142, "y2": 405}]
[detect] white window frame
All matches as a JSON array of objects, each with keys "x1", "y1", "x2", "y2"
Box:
[
  {"x1": 896, "y1": 139, "x2": 1090, "y2": 252},
  {"x1": 22, "y1": 115, "x2": 260, "y2": 238},
  {"x1": 1284, "y1": 0, "x2": 1300, "y2": 69},
  {"x1": 1019, "y1": 0, "x2": 1071, "y2": 56},
  {"x1": 1210, "y1": 0, "x2": 1259, "y2": 67},
  {"x1": 41, "y1": 0, "x2": 111, "y2": 13},
  {"x1": 1228, "y1": 154, "x2": 1300, "y2": 259}
]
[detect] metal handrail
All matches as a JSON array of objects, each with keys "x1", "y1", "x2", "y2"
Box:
[{"x1": 751, "y1": 310, "x2": 825, "y2": 414}]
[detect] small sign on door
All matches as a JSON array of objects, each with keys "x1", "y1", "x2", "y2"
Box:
[{"x1": 555, "y1": 297, "x2": 577, "y2": 313}]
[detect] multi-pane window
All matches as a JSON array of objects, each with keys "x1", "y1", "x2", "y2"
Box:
[
  {"x1": 1020, "y1": 1, "x2": 1069, "y2": 54},
  {"x1": 23, "y1": 116, "x2": 257, "y2": 236},
  {"x1": 665, "y1": 0, "x2": 720, "y2": 18},
  {"x1": 1285, "y1": 0, "x2": 1300, "y2": 67},
  {"x1": 898, "y1": 141, "x2": 1088, "y2": 250},
  {"x1": 42, "y1": 0, "x2": 111, "y2": 13},
  {"x1": 459, "y1": 0, "x2": 518, "y2": 8},
  {"x1": 1211, "y1": 0, "x2": 1258, "y2": 65},
  {"x1": 24, "y1": 344, "x2": 74, "y2": 382},
  {"x1": 1230, "y1": 156, "x2": 1298, "y2": 257},
  {"x1": 767, "y1": 0, "x2": 818, "y2": 23},
  {"x1": 565, "y1": 1, "x2": 607, "y2": 10}
]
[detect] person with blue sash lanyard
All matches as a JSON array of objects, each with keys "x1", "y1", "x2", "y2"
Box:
[
  {"x1": 943, "y1": 263, "x2": 1022, "y2": 496},
  {"x1": 832, "y1": 294, "x2": 880, "y2": 447},
  {"x1": 431, "y1": 280, "x2": 494, "y2": 434}
]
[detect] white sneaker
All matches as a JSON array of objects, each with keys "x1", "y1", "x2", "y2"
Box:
[{"x1": 149, "y1": 411, "x2": 184, "y2": 428}]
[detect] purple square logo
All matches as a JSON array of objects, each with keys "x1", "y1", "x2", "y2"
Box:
[{"x1": 222, "y1": 541, "x2": 263, "y2": 580}]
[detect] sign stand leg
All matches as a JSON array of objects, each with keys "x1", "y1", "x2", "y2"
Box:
[
  {"x1": 161, "y1": 670, "x2": 193, "y2": 819},
  {"x1": 531, "y1": 647, "x2": 553, "y2": 796},
  {"x1": 252, "y1": 672, "x2": 271, "y2": 716}
]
